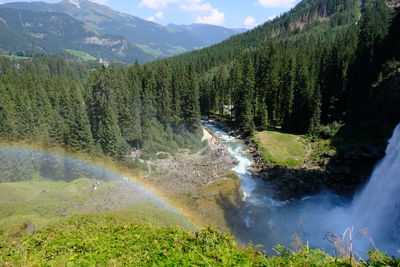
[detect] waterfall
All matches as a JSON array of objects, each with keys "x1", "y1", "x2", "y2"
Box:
[
  {"x1": 350, "y1": 124, "x2": 400, "y2": 254},
  {"x1": 203, "y1": 121, "x2": 400, "y2": 256}
]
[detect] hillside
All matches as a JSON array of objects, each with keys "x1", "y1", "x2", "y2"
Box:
[
  {"x1": 152, "y1": 0, "x2": 400, "y2": 199},
  {"x1": 1, "y1": 215, "x2": 399, "y2": 266},
  {"x1": 1, "y1": 0, "x2": 400, "y2": 264},
  {"x1": 0, "y1": 7, "x2": 153, "y2": 63},
  {"x1": 1, "y1": 0, "x2": 206, "y2": 58},
  {"x1": 162, "y1": 0, "x2": 361, "y2": 70}
]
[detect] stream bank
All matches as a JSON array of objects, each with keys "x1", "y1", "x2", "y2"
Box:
[
  {"x1": 205, "y1": 117, "x2": 386, "y2": 201},
  {"x1": 201, "y1": 119, "x2": 400, "y2": 256}
]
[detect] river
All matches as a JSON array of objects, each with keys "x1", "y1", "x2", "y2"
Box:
[{"x1": 202, "y1": 121, "x2": 400, "y2": 257}]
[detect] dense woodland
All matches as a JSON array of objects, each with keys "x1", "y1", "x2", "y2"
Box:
[
  {"x1": 0, "y1": 0, "x2": 399, "y2": 162},
  {"x1": 162, "y1": 0, "x2": 399, "y2": 137},
  {"x1": 0, "y1": 57, "x2": 202, "y2": 162}
]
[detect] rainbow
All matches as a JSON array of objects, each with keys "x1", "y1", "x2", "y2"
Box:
[{"x1": 0, "y1": 142, "x2": 198, "y2": 229}]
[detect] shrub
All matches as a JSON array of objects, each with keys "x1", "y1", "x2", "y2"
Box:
[{"x1": 311, "y1": 121, "x2": 344, "y2": 139}]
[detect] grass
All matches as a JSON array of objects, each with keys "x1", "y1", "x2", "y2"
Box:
[
  {"x1": 134, "y1": 43, "x2": 164, "y2": 57},
  {"x1": 166, "y1": 45, "x2": 188, "y2": 55},
  {"x1": 1, "y1": 215, "x2": 397, "y2": 266},
  {"x1": 0, "y1": 55, "x2": 30, "y2": 60},
  {"x1": 0, "y1": 215, "x2": 268, "y2": 266},
  {"x1": 0, "y1": 179, "x2": 193, "y2": 238},
  {"x1": 252, "y1": 131, "x2": 308, "y2": 167},
  {"x1": 65, "y1": 49, "x2": 97, "y2": 61}
]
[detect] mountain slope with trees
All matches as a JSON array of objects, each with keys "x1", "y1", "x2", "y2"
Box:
[
  {"x1": 0, "y1": 7, "x2": 153, "y2": 62},
  {"x1": 1, "y1": 0, "x2": 206, "y2": 58},
  {"x1": 159, "y1": 0, "x2": 399, "y2": 137},
  {"x1": 0, "y1": 0, "x2": 399, "y2": 192},
  {"x1": 150, "y1": 0, "x2": 400, "y2": 198}
]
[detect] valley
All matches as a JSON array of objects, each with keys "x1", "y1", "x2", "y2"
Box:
[
  {"x1": 0, "y1": 0, "x2": 243, "y2": 63},
  {"x1": 0, "y1": 0, "x2": 399, "y2": 265}
]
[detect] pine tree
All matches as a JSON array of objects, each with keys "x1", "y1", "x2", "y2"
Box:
[
  {"x1": 182, "y1": 65, "x2": 201, "y2": 132},
  {"x1": 155, "y1": 63, "x2": 172, "y2": 125},
  {"x1": 237, "y1": 56, "x2": 256, "y2": 135},
  {"x1": 87, "y1": 66, "x2": 127, "y2": 158},
  {"x1": 65, "y1": 82, "x2": 94, "y2": 152},
  {"x1": 309, "y1": 87, "x2": 322, "y2": 133}
]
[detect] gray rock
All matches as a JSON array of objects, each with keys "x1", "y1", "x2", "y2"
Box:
[{"x1": 22, "y1": 222, "x2": 36, "y2": 233}]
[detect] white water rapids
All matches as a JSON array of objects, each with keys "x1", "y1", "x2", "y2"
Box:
[{"x1": 202, "y1": 121, "x2": 400, "y2": 257}]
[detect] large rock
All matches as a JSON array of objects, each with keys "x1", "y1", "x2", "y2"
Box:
[{"x1": 194, "y1": 172, "x2": 244, "y2": 232}]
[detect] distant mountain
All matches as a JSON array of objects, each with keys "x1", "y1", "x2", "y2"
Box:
[
  {"x1": 168, "y1": 23, "x2": 247, "y2": 46},
  {"x1": 0, "y1": 7, "x2": 153, "y2": 63},
  {"x1": 1, "y1": 0, "x2": 206, "y2": 58}
]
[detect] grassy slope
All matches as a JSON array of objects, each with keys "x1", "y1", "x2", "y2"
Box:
[
  {"x1": 0, "y1": 179, "x2": 193, "y2": 238},
  {"x1": 252, "y1": 131, "x2": 308, "y2": 167},
  {"x1": 1, "y1": 215, "x2": 397, "y2": 266},
  {"x1": 65, "y1": 49, "x2": 96, "y2": 61},
  {"x1": 0, "y1": 215, "x2": 347, "y2": 266}
]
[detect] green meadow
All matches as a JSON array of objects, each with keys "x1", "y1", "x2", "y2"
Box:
[
  {"x1": 252, "y1": 131, "x2": 308, "y2": 167},
  {"x1": 0, "y1": 179, "x2": 193, "y2": 239}
]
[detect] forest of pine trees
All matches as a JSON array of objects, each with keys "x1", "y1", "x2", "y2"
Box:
[
  {"x1": 0, "y1": 57, "x2": 202, "y2": 161},
  {"x1": 163, "y1": 0, "x2": 399, "y2": 137},
  {"x1": 0, "y1": 0, "x2": 399, "y2": 162}
]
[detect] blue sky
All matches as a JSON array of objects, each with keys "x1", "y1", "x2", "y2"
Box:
[{"x1": 0, "y1": 0, "x2": 301, "y2": 28}]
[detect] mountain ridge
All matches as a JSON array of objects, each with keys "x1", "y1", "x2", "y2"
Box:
[
  {"x1": 167, "y1": 23, "x2": 247, "y2": 46},
  {"x1": 0, "y1": 0, "x2": 248, "y2": 61},
  {"x1": 1, "y1": 0, "x2": 205, "y2": 58},
  {"x1": 0, "y1": 7, "x2": 153, "y2": 62}
]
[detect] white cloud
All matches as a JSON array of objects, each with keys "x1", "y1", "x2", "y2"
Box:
[
  {"x1": 267, "y1": 15, "x2": 277, "y2": 21},
  {"x1": 244, "y1": 16, "x2": 256, "y2": 28},
  {"x1": 195, "y1": 8, "x2": 225, "y2": 25},
  {"x1": 147, "y1": 11, "x2": 164, "y2": 22},
  {"x1": 155, "y1": 11, "x2": 164, "y2": 19},
  {"x1": 257, "y1": 0, "x2": 296, "y2": 8},
  {"x1": 139, "y1": 0, "x2": 225, "y2": 26}
]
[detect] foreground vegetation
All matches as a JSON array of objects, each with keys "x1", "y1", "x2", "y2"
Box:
[{"x1": 1, "y1": 215, "x2": 399, "y2": 266}]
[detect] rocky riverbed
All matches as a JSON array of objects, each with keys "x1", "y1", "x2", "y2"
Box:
[{"x1": 144, "y1": 126, "x2": 244, "y2": 231}]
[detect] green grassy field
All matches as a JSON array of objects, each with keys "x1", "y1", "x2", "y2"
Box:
[
  {"x1": 252, "y1": 131, "x2": 308, "y2": 167},
  {"x1": 65, "y1": 49, "x2": 97, "y2": 61},
  {"x1": 0, "y1": 179, "x2": 193, "y2": 239}
]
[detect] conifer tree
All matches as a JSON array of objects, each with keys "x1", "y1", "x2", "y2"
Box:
[
  {"x1": 182, "y1": 65, "x2": 200, "y2": 132},
  {"x1": 87, "y1": 66, "x2": 127, "y2": 158}
]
